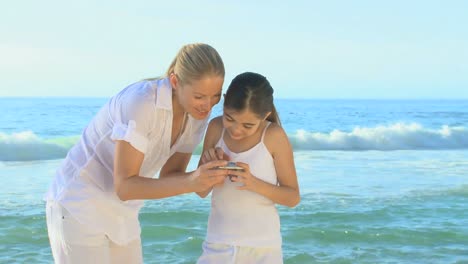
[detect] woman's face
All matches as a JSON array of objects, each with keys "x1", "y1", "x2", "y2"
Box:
[
  {"x1": 174, "y1": 75, "x2": 224, "y2": 120},
  {"x1": 222, "y1": 108, "x2": 265, "y2": 141}
]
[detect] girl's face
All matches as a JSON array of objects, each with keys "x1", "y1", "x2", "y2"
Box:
[
  {"x1": 172, "y1": 75, "x2": 224, "y2": 120},
  {"x1": 222, "y1": 108, "x2": 266, "y2": 141}
]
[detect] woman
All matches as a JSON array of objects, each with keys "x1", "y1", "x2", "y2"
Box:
[{"x1": 45, "y1": 43, "x2": 230, "y2": 263}]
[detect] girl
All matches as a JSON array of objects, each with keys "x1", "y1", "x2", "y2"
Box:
[
  {"x1": 44, "y1": 43, "x2": 231, "y2": 263},
  {"x1": 197, "y1": 72, "x2": 300, "y2": 264}
]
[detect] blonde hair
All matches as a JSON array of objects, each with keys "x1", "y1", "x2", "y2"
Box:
[
  {"x1": 165, "y1": 43, "x2": 225, "y2": 85},
  {"x1": 145, "y1": 43, "x2": 224, "y2": 83}
]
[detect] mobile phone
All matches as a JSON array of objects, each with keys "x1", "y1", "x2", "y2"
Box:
[{"x1": 216, "y1": 161, "x2": 244, "y2": 171}]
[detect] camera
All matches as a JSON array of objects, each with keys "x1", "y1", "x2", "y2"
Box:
[{"x1": 216, "y1": 161, "x2": 244, "y2": 171}]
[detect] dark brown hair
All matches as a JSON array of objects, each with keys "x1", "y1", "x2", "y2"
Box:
[{"x1": 224, "y1": 72, "x2": 281, "y2": 125}]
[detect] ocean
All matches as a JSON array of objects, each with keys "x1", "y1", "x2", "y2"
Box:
[{"x1": 0, "y1": 98, "x2": 467, "y2": 263}]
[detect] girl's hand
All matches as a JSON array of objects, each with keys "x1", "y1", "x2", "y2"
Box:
[
  {"x1": 228, "y1": 162, "x2": 259, "y2": 191},
  {"x1": 201, "y1": 147, "x2": 230, "y2": 164},
  {"x1": 190, "y1": 160, "x2": 229, "y2": 192}
]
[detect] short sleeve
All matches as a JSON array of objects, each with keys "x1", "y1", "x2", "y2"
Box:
[
  {"x1": 111, "y1": 120, "x2": 149, "y2": 153},
  {"x1": 109, "y1": 81, "x2": 156, "y2": 154}
]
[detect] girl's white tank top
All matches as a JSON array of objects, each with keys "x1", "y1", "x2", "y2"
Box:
[{"x1": 206, "y1": 122, "x2": 282, "y2": 248}]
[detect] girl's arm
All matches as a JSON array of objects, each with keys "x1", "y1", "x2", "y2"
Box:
[
  {"x1": 230, "y1": 124, "x2": 300, "y2": 207},
  {"x1": 196, "y1": 117, "x2": 226, "y2": 198},
  {"x1": 113, "y1": 140, "x2": 229, "y2": 201}
]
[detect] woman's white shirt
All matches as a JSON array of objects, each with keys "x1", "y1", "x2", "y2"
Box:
[{"x1": 45, "y1": 78, "x2": 209, "y2": 245}]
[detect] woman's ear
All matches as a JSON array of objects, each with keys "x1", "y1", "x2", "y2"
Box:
[{"x1": 169, "y1": 73, "x2": 178, "y2": 90}]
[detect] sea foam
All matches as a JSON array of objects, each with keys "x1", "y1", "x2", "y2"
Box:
[
  {"x1": 0, "y1": 131, "x2": 77, "y2": 161},
  {"x1": 1, "y1": 123, "x2": 467, "y2": 161},
  {"x1": 290, "y1": 123, "x2": 468, "y2": 150}
]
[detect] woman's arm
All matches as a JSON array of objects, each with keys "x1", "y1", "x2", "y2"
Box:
[
  {"x1": 229, "y1": 124, "x2": 300, "y2": 207},
  {"x1": 159, "y1": 152, "x2": 192, "y2": 178},
  {"x1": 113, "y1": 140, "x2": 229, "y2": 201}
]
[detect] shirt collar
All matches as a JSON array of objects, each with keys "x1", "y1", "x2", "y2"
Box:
[{"x1": 155, "y1": 78, "x2": 173, "y2": 111}]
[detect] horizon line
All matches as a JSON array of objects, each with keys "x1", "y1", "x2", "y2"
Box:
[{"x1": 1, "y1": 96, "x2": 468, "y2": 100}]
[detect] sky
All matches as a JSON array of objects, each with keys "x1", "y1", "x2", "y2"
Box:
[{"x1": 0, "y1": 0, "x2": 467, "y2": 99}]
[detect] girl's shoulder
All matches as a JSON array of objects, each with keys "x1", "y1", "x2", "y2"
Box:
[
  {"x1": 263, "y1": 122, "x2": 290, "y2": 154},
  {"x1": 207, "y1": 116, "x2": 224, "y2": 131},
  {"x1": 264, "y1": 122, "x2": 286, "y2": 138},
  {"x1": 204, "y1": 116, "x2": 224, "y2": 146}
]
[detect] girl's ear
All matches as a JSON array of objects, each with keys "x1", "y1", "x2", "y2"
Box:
[{"x1": 169, "y1": 73, "x2": 178, "y2": 90}]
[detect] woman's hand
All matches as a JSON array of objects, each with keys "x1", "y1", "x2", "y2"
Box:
[
  {"x1": 200, "y1": 147, "x2": 230, "y2": 164},
  {"x1": 189, "y1": 159, "x2": 229, "y2": 192},
  {"x1": 227, "y1": 162, "x2": 260, "y2": 191}
]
